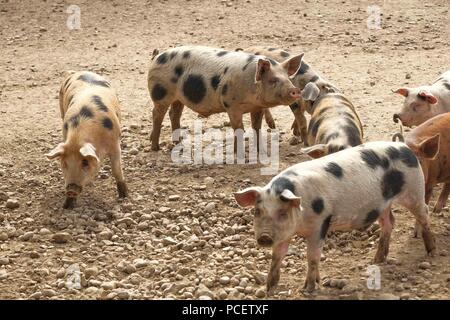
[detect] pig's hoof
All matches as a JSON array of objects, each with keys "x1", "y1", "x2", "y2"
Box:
[
  {"x1": 303, "y1": 280, "x2": 316, "y2": 293},
  {"x1": 117, "y1": 181, "x2": 129, "y2": 198},
  {"x1": 289, "y1": 136, "x2": 301, "y2": 146},
  {"x1": 266, "y1": 286, "x2": 276, "y2": 297},
  {"x1": 427, "y1": 248, "x2": 436, "y2": 257},
  {"x1": 151, "y1": 144, "x2": 160, "y2": 151},
  {"x1": 432, "y1": 205, "x2": 442, "y2": 213},
  {"x1": 63, "y1": 198, "x2": 76, "y2": 209}
]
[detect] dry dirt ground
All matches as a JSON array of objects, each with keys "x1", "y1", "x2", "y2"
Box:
[{"x1": 1, "y1": 0, "x2": 450, "y2": 300}]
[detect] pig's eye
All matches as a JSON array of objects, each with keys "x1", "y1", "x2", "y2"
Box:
[
  {"x1": 82, "y1": 159, "x2": 89, "y2": 168},
  {"x1": 269, "y1": 77, "x2": 279, "y2": 85},
  {"x1": 278, "y1": 211, "x2": 288, "y2": 220},
  {"x1": 254, "y1": 208, "x2": 261, "y2": 217}
]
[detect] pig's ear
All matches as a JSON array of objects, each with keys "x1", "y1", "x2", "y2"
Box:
[
  {"x1": 255, "y1": 59, "x2": 271, "y2": 82},
  {"x1": 393, "y1": 88, "x2": 409, "y2": 97},
  {"x1": 418, "y1": 134, "x2": 440, "y2": 159},
  {"x1": 280, "y1": 189, "x2": 301, "y2": 208},
  {"x1": 234, "y1": 187, "x2": 262, "y2": 207},
  {"x1": 281, "y1": 53, "x2": 304, "y2": 76},
  {"x1": 301, "y1": 144, "x2": 327, "y2": 158},
  {"x1": 418, "y1": 91, "x2": 438, "y2": 105},
  {"x1": 79, "y1": 143, "x2": 100, "y2": 162},
  {"x1": 46, "y1": 143, "x2": 65, "y2": 160},
  {"x1": 301, "y1": 82, "x2": 321, "y2": 101}
]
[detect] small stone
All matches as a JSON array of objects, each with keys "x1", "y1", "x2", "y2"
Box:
[
  {"x1": 418, "y1": 261, "x2": 431, "y2": 270},
  {"x1": 52, "y1": 232, "x2": 71, "y2": 243},
  {"x1": 255, "y1": 288, "x2": 266, "y2": 298},
  {"x1": 159, "y1": 207, "x2": 171, "y2": 213},
  {"x1": 129, "y1": 148, "x2": 139, "y2": 155},
  {"x1": 6, "y1": 198, "x2": 20, "y2": 209},
  {"x1": 98, "y1": 229, "x2": 113, "y2": 241},
  {"x1": 0, "y1": 257, "x2": 9, "y2": 265},
  {"x1": 378, "y1": 293, "x2": 400, "y2": 300},
  {"x1": 219, "y1": 276, "x2": 230, "y2": 285},
  {"x1": 42, "y1": 289, "x2": 56, "y2": 297},
  {"x1": 30, "y1": 251, "x2": 40, "y2": 259},
  {"x1": 198, "y1": 295, "x2": 212, "y2": 300},
  {"x1": 405, "y1": 73, "x2": 411, "y2": 79},
  {"x1": 39, "y1": 228, "x2": 51, "y2": 235},
  {"x1": 289, "y1": 136, "x2": 301, "y2": 145},
  {"x1": 117, "y1": 290, "x2": 130, "y2": 300},
  {"x1": 133, "y1": 258, "x2": 149, "y2": 269},
  {"x1": 0, "y1": 233, "x2": 8, "y2": 241},
  {"x1": 168, "y1": 195, "x2": 180, "y2": 201},
  {"x1": 162, "y1": 237, "x2": 178, "y2": 246},
  {"x1": 84, "y1": 267, "x2": 99, "y2": 279},
  {"x1": 0, "y1": 269, "x2": 7, "y2": 280},
  {"x1": 101, "y1": 281, "x2": 116, "y2": 290},
  {"x1": 204, "y1": 177, "x2": 215, "y2": 187},
  {"x1": 29, "y1": 292, "x2": 42, "y2": 299},
  {"x1": 20, "y1": 231, "x2": 34, "y2": 241},
  {"x1": 205, "y1": 202, "x2": 215, "y2": 213}
]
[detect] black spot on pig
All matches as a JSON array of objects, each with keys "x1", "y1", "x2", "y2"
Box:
[
  {"x1": 102, "y1": 117, "x2": 113, "y2": 130},
  {"x1": 174, "y1": 65, "x2": 184, "y2": 78},
  {"x1": 77, "y1": 74, "x2": 110, "y2": 88},
  {"x1": 398, "y1": 147, "x2": 418, "y2": 167},
  {"x1": 320, "y1": 215, "x2": 332, "y2": 239},
  {"x1": 311, "y1": 198, "x2": 324, "y2": 214},
  {"x1": 169, "y1": 51, "x2": 178, "y2": 60},
  {"x1": 324, "y1": 162, "x2": 343, "y2": 178},
  {"x1": 156, "y1": 52, "x2": 168, "y2": 64},
  {"x1": 217, "y1": 51, "x2": 228, "y2": 57},
  {"x1": 364, "y1": 209, "x2": 380, "y2": 225},
  {"x1": 182, "y1": 51, "x2": 191, "y2": 59},
  {"x1": 308, "y1": 117, "x2": 323, "y2": 137},
  {"x1": 382, "y1": 169, "x2": 404, "y2": 199},
  {"x1": 69, "y1": 115, "x2": 80, "y2": 128},
  {"x1": 443, "y1": 82, "x2": 450, "y2": 90},
  {"x1": 325, "y1": 132, "x2": 340, "y2": 143},
  {"x1": 360, "y1": 149, "x2": 389, "y2": 169},
  {"x1": 280, "y1": 51, "x2": 290, "y2": 57},
  {"x1": 289, "y1": 102, "x2": 299, "y2": 112},
  {"x1": 271, "y1": 177, "x2": 296, "y2": 195},
  {"x1": 268, "y1": 58, "x2": 277, "y2": 66},
  {"x1": 310, "y1": 75, "x2": 319, "y2": 82},
  {"x1": 296, "y1": 61, "x2": 310, "y2": 75},
  {"x1": 344, "y1": 124, "x2": 362, "y2": 146},
  {"x1": 211, "y1": 75, "x2": 221, "y2": 90},
  {"x1": 79, "y1": 106, "x2": 94, "y2": 119},
  {"x1": 151, "y1": 83, "x2": 167, "y2": 101},
  {"x1": 222, "y1": 84, "x2": 228, "y2": 95},
  {"x1": 92, "y1": 95, "x2": 108, "y2": 112},
  {"x1": 183, "y1": 74, "x2": 206, "y2": 104}
]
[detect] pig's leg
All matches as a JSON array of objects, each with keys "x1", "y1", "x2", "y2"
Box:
[
  {"x1": 110, "y1": 144, "x2": 128, "y2": 198},
  {"x1": 63, "y1": 197, "x2": 76, "y2": 209},
  {"x1": 263, "y1": 109, "x2": 276, "y2": 129},
  {"x1": 289, "y1": 103, "x2": 308, "y2": 145},
  {"x1": 304, "y1": 236, "x2": 322, "y2": 292},
  {"x1": 374, "y1": 207, "x2": 394, "y2": 263},
  {"x1": 266, "y1": 241, "x2": 290, "y2": 296},
  {"x1": 150, "y1": 103, "x2": 170, "y2": 151},
  {"x1": 251, "y1": 110, "x2": 264, "y2": 153},
  {"x1": 433, "y1": 183, "x2": 450, "y2": 213},
  {"x1": 406, "y1": 202, "x2": 436, "y2": 257},
  {"x1": 169, "y1": 101, "x2": 184, "y2": 145},
  {"x1": 227, "y1": 110, "x2": 244, "y2": 153},
  {"x1": 415, "y1": 184, "x2": 434, "y2": 237}
]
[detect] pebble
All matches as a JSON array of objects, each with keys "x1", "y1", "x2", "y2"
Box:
[
  {"x1": 101, "y1": 281, "x2": 116, "y2": 290},
  {"x1": 0, "y1": 257, "x2": 9, "y2": 265},
  {"x1": 84, "y1": 267, "x2": 99, "y2": 279},
  {"x1": 6, "y1": 198, "x2": 20, "y2": 209},
  {"x1": 219, "y1": 276, "x2": 230, "y2": 285},
  {"x1": 198, "y1": 295, "x2": 212, "y2": 300},
  {"x1": 205, "y1": 202, "x2": 216, "y2": 213},
  {"x1": 129, "y1": 148, "x2": 139, "y2": 155},
  {"x1": 418, "y1": 261, "x2": 431, "y2": 270},
  {"x1": 162, "y1": 237, "x2": 178, "y2": 246},
  {"x1": 20, "y1": 231, "x2": 34, "y2": 241},
  {"x1": 42, "y1": 289, "x2": 57, "y2": 297},
  {"x1": 52, "y1": 232, "x2": 71, "y2": 243},
  {"x1": 377, "y1": 293, "x2": 400, "y2": 300},
  {"x1": 204, "y1": 177, "x2": 215, "y2": 187},
  {"x1": 168, "y1": 195, "x2": 180, "y2": 201},
  {"x1": 29, "y1": 292, "x2": 42, "y2": 299},
  {"x1": 117, "y1": 290, "x2": 130, "y2": 300},
  {"x1": 0, "y1": 269, "x2": 8, "y2": 279},
  {"x1": 255, "y1": 288, "x2": 266, "y2": 298}
]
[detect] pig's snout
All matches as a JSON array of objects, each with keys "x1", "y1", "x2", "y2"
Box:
[
  {"x1": 66, "y1": 183, "x2": 82, "y2": 198},
  {"x1": 257, "y1": 233, "x2": 274, "y2": 247},
  {"x1": 289, "y1": 88, "x2": 301, "y2": 100}
]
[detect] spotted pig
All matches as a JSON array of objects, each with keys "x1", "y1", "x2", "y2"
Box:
[
  {"x1": 47, "y1": 71, "x2": 128, "y2": 209},
  {"x1": 147, "y1": 45, "x2": 303, "y2": 151},
  {"x1": 234, "y1": 141, "x2": 436, "y2": 293}
]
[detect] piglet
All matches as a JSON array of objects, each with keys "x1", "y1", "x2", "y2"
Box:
[
  {"x1": 235, "y1": 141, "x2": 435, "y2": 293},
  {"x1": 47, "y1": 71, "x2": 128, "y2": 209}
]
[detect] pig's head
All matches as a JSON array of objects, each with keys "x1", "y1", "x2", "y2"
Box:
[
  {"x1": 393, "y1": 87, "x2": 439, "y2": 127},
  {"x1": 234, "y1": 185, "x2": 301, "y2": 247},
  {"x1": 46, "y1": 142, "x2": 100, "y2": 199},
  {"x1": 405, "y1": 134, "x2": 440, "y2": 182},
  {"x1": 254, "y1": 54, "x2": 303, "y2": 107}
]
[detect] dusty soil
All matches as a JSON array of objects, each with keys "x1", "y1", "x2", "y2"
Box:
[{"x1": 0, "y1": 0, "x2": 449, "y2": 300}]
